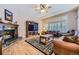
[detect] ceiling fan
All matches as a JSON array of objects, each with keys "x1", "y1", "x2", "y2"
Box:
[{"x1": 35, "y1": 4, "x2": 51, "y2": 13}]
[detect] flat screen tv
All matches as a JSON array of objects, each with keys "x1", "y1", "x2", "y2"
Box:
[
  {"x1": 28, "y1": 24, "x2": 38, "y2": 31},
  {"x1": 28, "y1": 25, "x2": 34, "y2": 31}
]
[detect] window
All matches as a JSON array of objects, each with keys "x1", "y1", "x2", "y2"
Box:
[
  {"x1": 45, "y1": 15, "x2": 68, "y2": 32},
  {"x1": 46, "y1": 21, "x2": 68, "y2": 32}
]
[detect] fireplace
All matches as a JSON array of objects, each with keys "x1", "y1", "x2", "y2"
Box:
[
  {"x1": 0, "y1": 21, "x2": 18, "y2": 48},
  {"x1": 2, "y1": 29, "x2": 17, "y2": 47}
]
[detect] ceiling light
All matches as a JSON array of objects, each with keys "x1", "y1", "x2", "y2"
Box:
[
  {"x1": 35, "y1": 4, "x2": 51, "y2": 13},
  {"x1": 41, "y1": 9, "x2": 45, "y2": 13}
]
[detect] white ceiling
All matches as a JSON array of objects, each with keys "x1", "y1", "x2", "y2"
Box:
[{"x1": 0, "y1": 4, "x2": 78, "y2": 21}]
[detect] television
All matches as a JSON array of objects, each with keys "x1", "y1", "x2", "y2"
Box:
[
  {"x1": 28, "y1": 24, "x2": 38, "y2": 31},
  {"x1": 28, "y1": 25, "x2": 34, "y2": 31}
]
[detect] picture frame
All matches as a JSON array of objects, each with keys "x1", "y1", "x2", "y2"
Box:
[{"x1": 5, "y1": 9, "x2": 13, "y2": 22}]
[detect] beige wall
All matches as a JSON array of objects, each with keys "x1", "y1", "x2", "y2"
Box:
[
  {"x1": 68, "y1": 10, "x2": 77, "y2": 30},
  {"x1": 38, "y1": 10, "x2": 77, "y2": 33}
]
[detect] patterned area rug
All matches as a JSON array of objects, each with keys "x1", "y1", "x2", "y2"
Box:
[{"x1": 25, "y1": 39, "x2": 53, "y2": 55}]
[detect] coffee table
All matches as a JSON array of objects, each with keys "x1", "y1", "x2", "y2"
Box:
[{"x1": 40, "y1": 34, "x2": 53, "y2": 45}]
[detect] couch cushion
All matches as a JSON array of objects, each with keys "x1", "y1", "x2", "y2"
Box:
[{"x1": 63, "y1": 36, "x2": 78, "y2": 43}]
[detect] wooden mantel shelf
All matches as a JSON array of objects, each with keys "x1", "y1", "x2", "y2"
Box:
[{"x1": 0, "y1": 21, "x2": 18, "y2": 26}]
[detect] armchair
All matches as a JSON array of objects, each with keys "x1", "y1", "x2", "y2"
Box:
[{"x1": 53, "y1": 39, "x2": 79, "y2": 55}]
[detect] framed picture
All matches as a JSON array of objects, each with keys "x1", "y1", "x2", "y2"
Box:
[{"x1": 5, "y1": 9, "x2": 13, "y2": 22}]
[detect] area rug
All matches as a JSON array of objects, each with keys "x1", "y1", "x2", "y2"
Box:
[{"x1": 25, "y1": 39, "x2": 53, "y2": 55}]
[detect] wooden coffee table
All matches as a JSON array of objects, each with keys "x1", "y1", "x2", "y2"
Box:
[{"x1": 40, "y1": 34, "x2": 53, "y2": 45}]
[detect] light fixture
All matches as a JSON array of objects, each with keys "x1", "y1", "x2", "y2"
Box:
[
  {"x1": 35, "y1": 4, "x2": 51, "y2": 13},
  {"x1": 41, "y1": 9, "x2": 45, "y2": 13}
]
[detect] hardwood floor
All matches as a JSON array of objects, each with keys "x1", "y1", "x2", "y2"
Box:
[
  {"x1": 2, "y1": 37, "x2": 44, "y2": 55},
  {"x1": 2, "y1": 35, "x2": 56, "y2": 55}
]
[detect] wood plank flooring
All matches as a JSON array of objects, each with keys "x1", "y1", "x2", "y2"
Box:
[{"x1": 2, "y1": 36, "x2": 45, "y2": 55}]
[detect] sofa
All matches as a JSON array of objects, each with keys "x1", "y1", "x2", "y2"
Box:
[
  {"x1": 42, "y1": 30, "x2": 75, "y2": 37},
  {"x1": 53, "y1": 38, "x2": 79, "y2": 55},
  {"x1": 42, "y1": 31, "x2": 62, "y2": 37}
]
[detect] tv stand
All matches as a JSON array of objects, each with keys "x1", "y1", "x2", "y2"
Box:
[{"x1": 26, "y1": 21, "x2": 38, "y2": 37}]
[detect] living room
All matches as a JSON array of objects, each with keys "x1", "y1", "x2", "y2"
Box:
[{"x1": 0, "y1": 4, "x2": 79, "y2": 55}]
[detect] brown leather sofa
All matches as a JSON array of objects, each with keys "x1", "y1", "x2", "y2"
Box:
[
  {"x1": 42, "y1": 31, "x2": 62, "y2": 37},
  {"x1": 53, "y1": 39, "x2": 79, "y2": 55}
]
